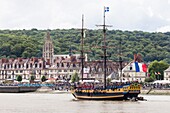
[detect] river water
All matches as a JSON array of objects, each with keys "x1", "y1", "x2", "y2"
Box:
[{"x1": 0, "y1": 93, "x2": 170, "y2": 113}]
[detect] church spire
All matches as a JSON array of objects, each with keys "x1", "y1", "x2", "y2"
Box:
[
  {"x1": 46, "y1": 32, "x2": 51, "y2": 41},
  {"x1": 43, "y1": 32, "x2": 54, "y2": 64}
]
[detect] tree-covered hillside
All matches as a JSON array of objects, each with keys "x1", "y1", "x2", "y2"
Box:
[{"x1": 0, "y1": 29, "x2": 170, "y2": 63}]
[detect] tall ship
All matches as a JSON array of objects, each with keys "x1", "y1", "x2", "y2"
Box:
[{"x1": 71, "y1": 7, "x2": 141, "y2": 100}]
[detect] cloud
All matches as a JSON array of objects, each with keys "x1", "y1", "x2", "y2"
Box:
[
  {"x1": 156, "y1": 26, "x2": 170, "y2": 32},
  {"x1": 0, "y1": 0, "x2": 170, "y2": 32}
]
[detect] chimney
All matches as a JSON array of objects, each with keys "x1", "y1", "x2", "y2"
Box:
[
  {"x1": 134, "y1": 54, "x2": 137, "y2": 62},
  {"x1": 18, "y1": 58, "x2": 22, "y2": 62}
]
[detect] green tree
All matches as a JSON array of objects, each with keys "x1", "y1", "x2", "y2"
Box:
[
  {"x1": 148, "y1": 60, "x2": 169, "y2": 80},
  {"x1": 71, "y1": 72, "x2": 79, "y2": 83},
  {"x1": 16, "y1": 75, "x2": 22, "y2": 82},
  {"x1": 107, "y1": 78, "x2": 111, "y2": 85},
  {"x1": 30, "y1": 75, "x2": 36, "y2": 81},
  {"x1": 144, "y1": 77, "x2": 154, "y2": 82},
  {"x1": 0, "y1": 29, "x2": 170, "y2": 63},
  {"x1": 41, "y1": 75, "x2": 46, "y2": 82}
]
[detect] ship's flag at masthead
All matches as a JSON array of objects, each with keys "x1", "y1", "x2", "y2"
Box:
[{"x1": 105, "y1": 7, "x2": 109, "y2": 12}]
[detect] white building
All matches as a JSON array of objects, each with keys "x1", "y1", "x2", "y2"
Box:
[
  {"x1": 164, "y1": 66, "x2": 170, "y2": 81},
  {"x1": 122, "y1": 62, "x2": 147, "y2": 82}
]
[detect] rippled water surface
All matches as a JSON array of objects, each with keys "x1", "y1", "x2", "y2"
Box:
[{"x1": 0, "y1": 93, "x2": 170, "y2": 113}]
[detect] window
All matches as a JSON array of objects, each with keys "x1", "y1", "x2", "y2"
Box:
[
  {"x1": 39, "y1": 64, "x2": 42, "y2": 68},
  {"x1": 35, "y1": 63, "x2": 37, "y2": 68},
  {"x1": 64, "y1": 70, "x2": 67, "y2": 72},
  {"x1": 57, "y1": 63, "x2": 59, "y2": 67},
  {"x1": 61, "y1": 63, "x2": 64, "y2": 67},
  {"x1": 73, "y1": 64, "x2": 76, "y2": 67},
  {"x1": 67, "y1": 63, "x2": 69, "y2": 67},
  {"x1": 26, "y1": 64, "x2": 28, "y2": 68},
  {"x1": 4, "y1": 65, "x2": 6, "y2": 69},
  {"x1": 30, "y1": 64, "x2": 32, "y2": 68}
]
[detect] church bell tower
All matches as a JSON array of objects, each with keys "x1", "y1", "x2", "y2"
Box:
[{"x1": 43, "y1": 32, "x2": 54, "y2": 64}]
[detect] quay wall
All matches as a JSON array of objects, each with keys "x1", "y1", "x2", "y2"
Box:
[
  {"x1": 141, "y1": 89, "x2": 170, "y2": 95},
  {"x1": 0, "y1": 86, "x2": 38, "y2": 93}
]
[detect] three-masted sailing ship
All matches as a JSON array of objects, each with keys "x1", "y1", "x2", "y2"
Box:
[{"x1": 71, "y1": 7, "x2": 141, "y2": 100}]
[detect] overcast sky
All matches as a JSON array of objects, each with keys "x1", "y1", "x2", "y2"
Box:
[{"x1": 0, "y1": 0, "x2": 170, "y2": 32}]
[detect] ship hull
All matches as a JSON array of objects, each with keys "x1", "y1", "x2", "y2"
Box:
[{"x1": 72, "y1": 90, "x2": 140, "y2": 100}]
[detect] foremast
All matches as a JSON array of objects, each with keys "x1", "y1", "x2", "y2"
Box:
[{"x1": 80, "y1": 15, "x2": 85, "y2": 81}]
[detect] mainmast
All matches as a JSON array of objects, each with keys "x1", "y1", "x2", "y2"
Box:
[{"x1": 97, "y1": 7, "x2": 112, "y2": 89}]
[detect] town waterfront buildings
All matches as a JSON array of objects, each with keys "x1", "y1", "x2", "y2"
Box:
[{"x1": 0, "y1": 32, "x2": 121, "y2": 82}]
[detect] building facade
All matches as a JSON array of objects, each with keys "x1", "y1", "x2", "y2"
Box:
[
  {"x1": 164, "y1": 66, "x2": 170, "y2": 81},
  {"x1": 122, "y1": 63, "x2": 147, "y2": 82},
  {"x1": 122, "y1": 54, "x2": 148, "y2": 82}
]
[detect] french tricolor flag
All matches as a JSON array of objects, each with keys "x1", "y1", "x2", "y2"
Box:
[{"x1": 134, "y1": 62, "x2": 147, "y2": 72}]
